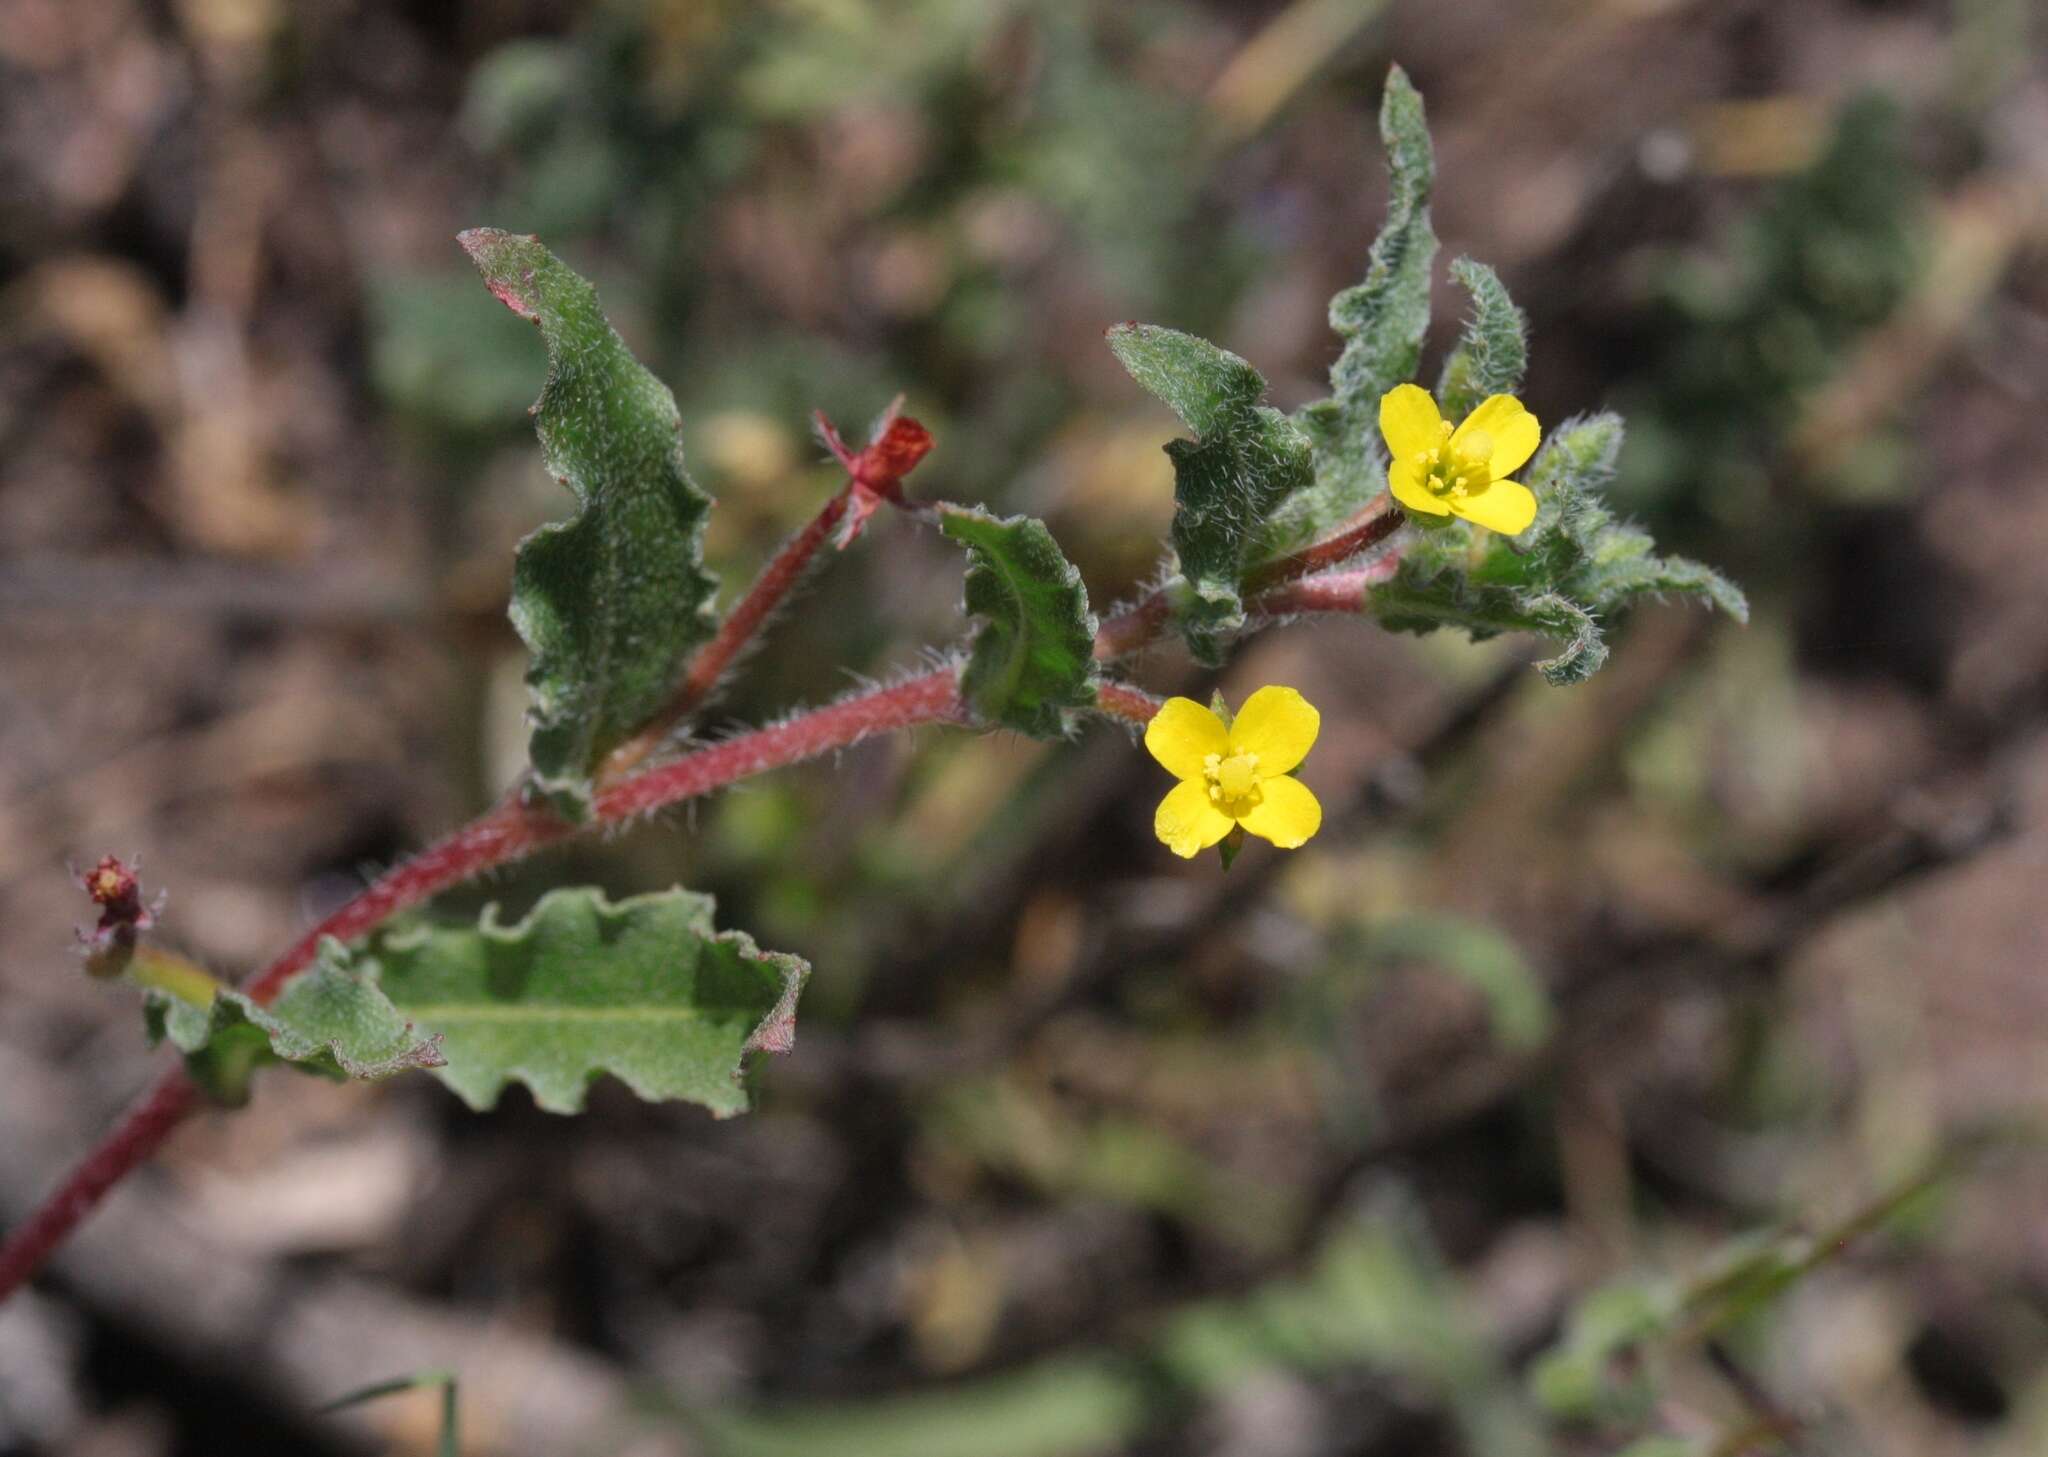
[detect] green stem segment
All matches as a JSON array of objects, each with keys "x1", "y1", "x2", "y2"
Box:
[{"x1": 125, "y1": 947, "x2": 226, "y2": 1009}]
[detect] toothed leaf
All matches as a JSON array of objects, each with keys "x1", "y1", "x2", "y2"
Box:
[
  {"x1": 1107, "y1": 323, "x2": 1312, "y2": 662},
  {"x1": 1267, "y1": 65, "x2": 1437, "y2": 559},
  {"x1": 360, "y1": 886, "x2": 807, "y2": 1117},
  {"x1": 1435, "y1": 258, "x2": 1527, "y2": 420},
  {"x1": 460, "y1": 229, "x2": 719, "y2": 818},
  {"x1": 1369, "y1": 414, "x2": 1744, "y2": 682},
  {"x1": 940, "y1": 507, "x2": 1098, "y2": 737},
  {"x1": 1373, "y1": 570, "x2": 1609, "y2": 686},
  {"x1": 144, "y1": 952, "x2": 444, "y2": 1107},
  {"x1": 1328, "y1": 65, "x2": 1437, "y2": 411}
]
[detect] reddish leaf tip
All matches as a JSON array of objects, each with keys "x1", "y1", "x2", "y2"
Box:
[{"x1": 458, "y1": 228, "x2": 545, "y2": 320}]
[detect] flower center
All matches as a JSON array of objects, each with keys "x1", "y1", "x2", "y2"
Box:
[
  {"x1": 1412, "y1": 422, "x2": 1495, "y2": 500},
  {"x1": 1203, "y1": 749, "x2": 1262, "y2": 807}
]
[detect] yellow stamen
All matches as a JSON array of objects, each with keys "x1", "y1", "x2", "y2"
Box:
[
  {"x1": 1202, "y1": 749, "x2": 1262, "y2": 806},
  {"x1": 1417, "y1": 428, "x2": 1497, "y2": 501}
]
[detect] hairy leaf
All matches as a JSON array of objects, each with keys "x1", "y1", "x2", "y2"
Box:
[
  {"x1": 1269, "y1": 65, "x2": 1437, "y2": 558},
  {"x1": 940, "y1": 507, "x2": 1098, "y2": 737},
  {"x1": 357, "y1": 886, "x2": 807, "y2": 1117},
  {"x1": 144, "y1": 952, "x2": 444, "y2": 1106},
  {"x1": 1328, "y1": 66, "x2": 1436, "y2": 412},
  {"x1": 1435, "y1": 258, "x2": 1528, "y2": 420},
  {"x1": 1107, "y1": 323, "x2": 1312, "y2": 661},
  {"x1": 1370, "y1": 414, "x2": 1745, "y2": 683},
  {"x1": 1374, "y1": 568, "x2": 1609, "y2": 686},
  {"x1": 461, "y1": 229, "x2": 719, "y2": 817}
]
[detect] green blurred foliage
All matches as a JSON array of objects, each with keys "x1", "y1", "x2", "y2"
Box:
[
  {"x1": 1618, "y1": 93, "x2": 1925, "y2": 530},
  {"x1": 379, "y1": 0, "x2": 1233, "y2": 516},
  {"x1": 699, "y1": 1197, "x2": 1545, "y2": 1457}
]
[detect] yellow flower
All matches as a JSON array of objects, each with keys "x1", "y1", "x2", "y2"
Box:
[
  {"x1": 1145, "y1": 686, "x2": 1323, "y2": 858},
  {"x1": 1379, "y1": 384, "x2": 1540, "y2": 535}
]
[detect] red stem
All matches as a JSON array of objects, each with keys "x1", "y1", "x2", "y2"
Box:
[
  {"x1": 1094, "y1": 679, "x2": 1163, "y2": 725},
  {"x1": 1092, "y1": 592, "x2": 1172, "y2": 662},
  {"x1": 0, "y1": 671, "x2": 961, "y2": 1303},
  {"x1": 601, "y1": 489, "x2": 853, "y2": 782},
  {"x1": 1248, "y1": 559, "x2": 1398, "y2": 618},
  {"x1": 594, "y1": 669, "x2": 965, "y2": 821},
  {"x1": 0, "y1": 508, "x2": 1414, "y2": 1302},
  {"x1": 1243, "y1": 502, "x2": 1402, "y2": 592},
  {"x1": 0, "y1": 1068, "x2": 200, "y2": 1300},
  {"x1": 1092, "y1": 501, "x2": 1403, "y2": 663}
]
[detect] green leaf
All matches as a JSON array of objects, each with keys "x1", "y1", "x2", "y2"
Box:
[
  {"x1": 700, "y1": 1358, "x2": 1149, "y2": 1457},
  {"x1": 1370, "y1": 414, "x2": 1745, "y2": 683},
  {"x1": 1268, "y1": 64, "x2": 1436, "y2": 558},
  {"x1": 1106, "y1": 323, "x2": 1312, "y2": 662},
  {"x1": 460, "y1": 229, "x2": 719, "y2": 817},
  {"x1": 1374, "y1": 570, "x2": 1609, "y2": 686},
  {"x1": 1527, "y1": 1279, "x2": 1676, "y2": 1421},
  {"x1": 1435, "y1": 258, "x2": 1527, "y2": 421},
  {"x1": 361, "y1": 886, "x2": 807, "y2": 1117},
  {"x1": 940, "y1": 507, "x2": 1098, "y2": 737},
  {"x1": 1357, "y1": 914, "x2": 1552, "y2": 1051},
  {"x1": 703, "y1": 1201, "x2": 1536, "y2": 1457},
  {"x1": 144, "y1": 952, "x2": 444, "y2": 1107},
  {"x1": 1329, "y1": 65, "x2": 1436, "y2": 413}
]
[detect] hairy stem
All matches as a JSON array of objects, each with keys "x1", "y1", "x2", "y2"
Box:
[
  {"x1": 1093, "y1": 680, "x2": 1165, "y2": 725},
  {"x1": 1093, "y1": 591, "x2": 1172, "y2": 662},
  {"x1": 0, "y1": 1071, "x2": 200, "y2": 1302},
  {"x1": 593, "y1": 669, "x2": 966, "y2": 822},
  {"x1": 0, "y1": 671, "x2": 961, "y2": 1302},
  {"x1": 0, "y1": 522, "x2": 1407, "y2": 1301},
  {"x1": 1093, "y1": 501, "x2": 1403, "y2": 661},
  {"x1": 1242, "y1": 501, "x2": 1402, "y2": 592},
  {"x1": 1246, "y1": 558, "x2": 1398, "y2": 619},
  {"x1": 600, "y1": 487, "x2": 854, "y2": 784}
]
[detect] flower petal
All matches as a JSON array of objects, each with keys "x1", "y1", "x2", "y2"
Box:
[
  {"x1": 1388, "y1": 459, "x2": 1453, "y2": 517},
  {"x1": 1378, "y1": 384, "x2": 1443, "y2": 461},
  {"x1": 1154, "y1": 778, "x2": 1236, "y2": 858},
  {"x1": 1451, "y1": 394, "x2": 1540, "y2": 478},
  {"x1": 1238, "y1": 775, "x2": 1322, "y2": 849},
  {"x1": 1227, "y1": 685, "x2": 1320, "y2": 775},
  {"x1": 1143, "y1": 696, "x2": 1228, "y2": 781},
  {"x1": 1452, "y1": 478, "x2": 1537, "y2": 535}
]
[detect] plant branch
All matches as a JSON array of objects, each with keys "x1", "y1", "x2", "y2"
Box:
[
  {"x1": 0, "y1": 1069, "x2": 201, "y2": 1303},
  {"x1": 1094, "y1": 500, "x2": 1403, "y2": 661},
  {"x1": 599, "y1": 486, "x2": 854, "y2": 784},
  {"x1": 0, "y1": 671, "x2": 963, "y2": 1303},
  {"x1": 601, "y1": 405, "x2": 938, "y2": 784},
  {"x1": 0, "y1": 530, "x2": 1402, "y2": 1302},
  {"x1": 1243, "y1": 500, "x2": 1402, "y2": 592},
  {"x1": 1093, "y1": 680, "x2": 1164, "y2": 725},
  {"x1": 1093, "y1": 591, "x2": 1173, "y2": 662},
  {"x1": 1247, "y1": 558, "x2": 1399, "y2": 619}
]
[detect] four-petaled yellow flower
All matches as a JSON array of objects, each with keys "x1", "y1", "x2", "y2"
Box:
[
  {"x1": 1145, "y1": 686, "x2": 1323, "y2": 858},
  {"x1": 1380, "y1": 384, "x2": 1541, "y2": 535}
]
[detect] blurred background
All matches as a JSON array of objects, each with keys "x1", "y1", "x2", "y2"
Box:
[{"x1": 2, "y1": 1, "x2": 2046, "y2": 1453}]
